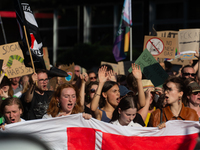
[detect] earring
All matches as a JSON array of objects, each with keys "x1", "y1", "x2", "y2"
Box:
[{"x1": 57, "y1": 102, "x2": 60, "y2": 108}]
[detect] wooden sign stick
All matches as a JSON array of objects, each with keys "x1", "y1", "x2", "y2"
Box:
[{"x1": 23, "y1": 25, "x2": 35, "y2": 73}]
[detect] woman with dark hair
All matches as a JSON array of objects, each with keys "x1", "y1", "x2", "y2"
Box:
[
  {"x1": 0, "y1": 76, "x2": 14, "y2": 99},
  {"x1": 110, "y1": 95, "x2": 142, "y2": 127},
  {"x1": 84, "y1": 81, "x2": 98, "y2": 114},
  {"x1": 43, "y1": 83, "x2": 84, "y2": 118},
  {"x1": 0, "y1": 97, "x2": 25, "y2": 129},
  {"x1": 90, "y1": 66, "x2": 120, "y2": 122},
  {"x1": 149, "y1": 76, "x2": 199, "y2": 128}
]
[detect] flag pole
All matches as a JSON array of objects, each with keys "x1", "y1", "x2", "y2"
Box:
[
  {"x1": 23, "y1": 25, "x2": 35, "y2": 73},
  {"x1": 130, "y1": 26, "x2": 132, "y2": 61},
  {"x1": 0, "y1": 15, "x2": 7, "y2": 44}
]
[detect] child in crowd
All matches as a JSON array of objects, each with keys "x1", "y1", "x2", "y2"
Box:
[{"x1": 110, "y1": 95, "x2": 142, "y2": 127}]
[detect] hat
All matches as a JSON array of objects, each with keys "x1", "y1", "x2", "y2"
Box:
[
  {"x1": 119, "y1": 85, "x2": 133, "y2": 97},
  {"x1": 188, "y1": 82, "x2": 200, "y2": 92},
  {"x1": 141, "y1": 79, "x2": 155, "y2": 92}
]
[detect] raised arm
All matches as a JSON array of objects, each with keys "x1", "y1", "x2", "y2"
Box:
[
  {"x1": 137, "y1": 88, "x2": 151, "y2": 122},
  {"x1": 132, "y1": 63, "x2": 146, "y2": 108},
  {"x1": 24, "y1": 73, "x2": 37, "y2": 103},
  {"x1": 90, "y1": 66, "x2": 108, "y2": 120},
  {"x1": 79, "y1": 72, "x2": 88, "y2": 107}
]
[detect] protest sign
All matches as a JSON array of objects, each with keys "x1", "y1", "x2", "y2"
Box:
[
  {"x1": 43, "y1": 47, "x2": 50, "y2": 70},
  {"x1": 178, "y1": 29, "x2": 200, "y2": 54},
  {"x1": 0, "y1": 42, "x2": 33, "y2": 78},
  {"x1": 143, "y1": 36, "x2": 177, "y2": 59},
  {"x1": 58, "y1": 63, "x2": 75, "y2": 84},
  {"x1": 129, "y1": 49, "x2": 168, "y2": 87},
  {"x1": 157, "y1": 30, "x2": 178, "y2": 38},
  {"x1": 169, "y1": 58, "x2": 191, "y2": 66},
  {"x1": 118, "y1": 61, "x2": 135, "y2": 75},
  {"x1": 101, "y1": 61, "x2": 118, "y2": 73},
  {"x1": 2, "y1": 114, "x2": 199, "y2": 150}
]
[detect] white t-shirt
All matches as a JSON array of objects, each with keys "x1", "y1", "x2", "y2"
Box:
[{"x1": 111, "y1": 120, "x2": 142, "y2": 127}]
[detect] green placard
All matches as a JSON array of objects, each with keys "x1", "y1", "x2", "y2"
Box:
[{"x1": 128, "y1": 49, "x2": 169, "y2": 87}]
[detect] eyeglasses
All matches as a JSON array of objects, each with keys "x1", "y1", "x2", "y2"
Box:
[
  {"x1": 38, "y1": 78, "x2": 49, "y2": 83},
  {"x1": 75, "y1": 70, "x2": 80, "y2": 72},
  {"x1": 183, "y1": 73, "x2": 196, "y2": 77},
  {"x1": 90, "y1": 89, "x2": 96, "y2": 93},
  {"x1": 90, "y1": 77, "x2": 97, "y2": 80},
  {"x1": 192, "y1": 91, "x2": 200, "y2": 95}
]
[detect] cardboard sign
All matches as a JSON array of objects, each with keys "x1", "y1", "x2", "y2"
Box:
[
  {"x1": 157, "y1": 31, "x2": 178, "y2": 39},
  {"x1": 118, "y1": 61, "x2": 135, "y2": 75},
  {"x1": 43, "y1": 47, "x2": 50, "y2": 70},
  {"x1": 178, "y1": 29, "x2": 200, "y2": 54},
  {"x1": 170, "y1": 58, "x2": 191, "y2": 66},
  {"x1": 101, "y1": 61, "x2": 118, "y2": 73},
  {"x1": 128, "y1": 49, "x2": 169, "y2": 87},
  {"x1": 143, "y1": 36, "x2": 177, "y2": 59},
  {"x1": 0, "y1": 42, "x2": 33, "y2": 78},
  {"x1": 58, "y1": 63, "x2": 75, "y2": 84}
]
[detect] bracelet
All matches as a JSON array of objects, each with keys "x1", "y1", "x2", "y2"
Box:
[{"x1": 95, "y1": 93, "x2": 101, "y2": 96}]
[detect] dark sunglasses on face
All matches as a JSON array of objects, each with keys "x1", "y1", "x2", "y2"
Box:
[
  {"x1": 90, "y1": 77, "x2": 97, "y2": 80},
  {"x1": 192, "y1": 91, "x2": 200, "y2": 95},
  {"x1": 183, "y1": 73, "x2": 196, "y2": 77},
  {"x1": 90, "y1": 88, "x2": 96, "y2": 93}
]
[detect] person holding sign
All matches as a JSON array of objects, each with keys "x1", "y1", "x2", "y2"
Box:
[
  {"x1": 149, "y1": 77, "x2": 198, "y2": 127},
  {"x1": 20, "y1": 69, "x2": 53, "y2": 120}
]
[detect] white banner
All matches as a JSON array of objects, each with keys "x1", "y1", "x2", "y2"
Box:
[{"x1": 1, "y1": 113, "x2": 200, "y2": 150}]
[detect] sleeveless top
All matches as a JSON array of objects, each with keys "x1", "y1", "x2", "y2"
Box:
[{"x1": 100, "y1": 109, "x2": 111, "y2": 123}]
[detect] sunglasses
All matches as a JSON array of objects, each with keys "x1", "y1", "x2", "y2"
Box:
[
  {"x1": 90, "y1": 77, "x2": 97, "y2": 80},
  {"x1": 90, "y1": 88, "x2": 96, "y2": 93},
  {"x1": 183, "y1": 73, "x2": 196, "y2": 77},
  {"x1": 192, "y1": 91, "x2": 200, "y2": 95}
]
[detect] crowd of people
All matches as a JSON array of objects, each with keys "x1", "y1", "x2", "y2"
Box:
[{"x1": 0, "y1": 60, "x2": 200, "y2": 132}]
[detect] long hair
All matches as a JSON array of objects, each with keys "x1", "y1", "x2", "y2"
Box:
[
  {"x1": 0, "y1": 76, "x2": 14, "y2": 97},
  {"x1": 110, "y1": 95, "x2": 137, "y2": 122},
  {"x1": 85, "y1": 81, "x2": 99, "y2": 104},
  {"x1": 46, "y1": 83, "x2": 83, "y2": 117},
  {"x1": 0, "y1": 97, "x2": 23, "y2": 115},
  {"x1": 99, "y1": 81, "x2": 118, "y2": 108}
]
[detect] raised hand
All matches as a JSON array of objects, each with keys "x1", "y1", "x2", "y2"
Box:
[
  {"x1": 80, "y1": 72, "x2": 88, "y2": 82},
  {"x1": 1, "y1": 64, "x2": 7, "y2": 73},
  {"x1": 98, "y1": 66, "x2": 108, "y2": 83},
  {"x1": 155, "y1": 87, "x2": 163, "y2": 96},
  {"x1": 107, "y1": 70, "x2": 117, "y2": 82},
  {"x1": 131, "y1": 63, "x2": 142, "y2": 80}
]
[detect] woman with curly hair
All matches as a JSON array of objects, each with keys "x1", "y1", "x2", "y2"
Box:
[{"x1": 43, "y1": 83, "x2": 84, "y2": 118}]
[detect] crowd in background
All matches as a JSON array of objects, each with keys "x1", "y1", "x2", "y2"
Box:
[{"x1": 0, "y1": 58, "x2": 200, "y2": 131}]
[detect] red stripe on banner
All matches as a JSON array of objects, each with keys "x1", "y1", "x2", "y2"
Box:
[
  {"x1": 67, "y1": 127, "x2": 96, "y2": 150},
  {"x1": 101, "y1": 132, "x2": 198, "y2": 150}
]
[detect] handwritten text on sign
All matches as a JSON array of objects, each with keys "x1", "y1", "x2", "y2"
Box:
[
  {"x1": 0, "y1": 42, "x2": 33, "y2": 78},
  {"x1": 143, "y1": 36, "x2": 177, "y2": 59},
  {"x1": 178, "y1": 29, "x2": 200, "y2": 54}
]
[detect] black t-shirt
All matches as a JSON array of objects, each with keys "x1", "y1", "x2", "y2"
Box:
[
  {"x1": 20, "y1": 91, "x2": 53, "y2": 120},
  {"x1": 133, "y1": 113, "x2": 145, "y2": 127}
]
